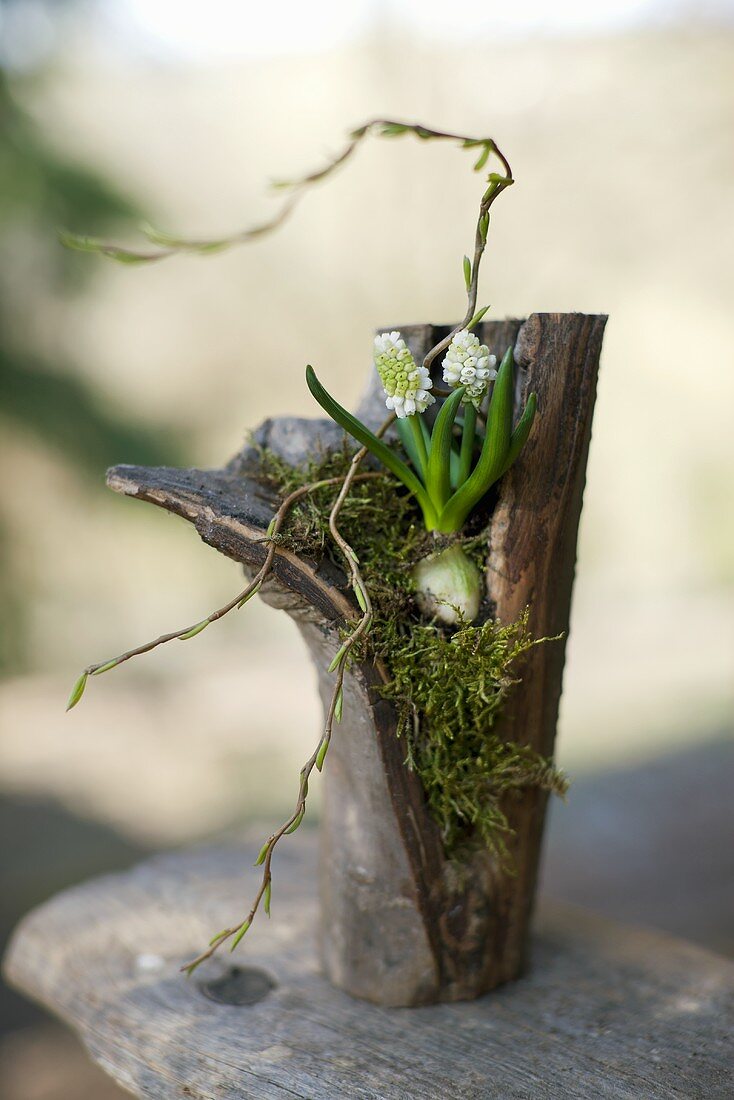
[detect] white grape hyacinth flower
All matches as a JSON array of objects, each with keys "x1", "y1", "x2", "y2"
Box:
[
  {"x1": 374, "y1": 331, "x2": 435, "y2": 418},
  {"x1": 442, "y1": 329, "x2": 497, "y2": 407}
]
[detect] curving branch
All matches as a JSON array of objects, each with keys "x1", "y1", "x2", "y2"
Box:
[{"x1": 59, "y1": 120, "x2": 511, "y2": 269}]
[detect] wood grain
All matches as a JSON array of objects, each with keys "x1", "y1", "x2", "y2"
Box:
[
  {"x1": 4, "y1": 836, "x2": 733, "y2": 1100},
  {"x1": 464, "y1": 312, "x2": 608, "y2": 992}
]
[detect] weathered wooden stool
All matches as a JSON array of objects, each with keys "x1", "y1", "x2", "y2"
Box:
[
  {"x1": 6, "y1": 314, "x2": 733, "y2": 1096},
  {"x1": 4, "y1": 834, "x2": 734, "y2": 1098}
]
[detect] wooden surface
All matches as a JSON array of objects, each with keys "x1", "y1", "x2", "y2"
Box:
[
  {"x1": 100, "y1": 315, "x2": 606, "y2": 1006},
  {"x1": 4, "y1": 834, "x2": 733, "y2": 1100},
  {"x1": 478, "y1": 312, "x2": 607, "y2": 992}
]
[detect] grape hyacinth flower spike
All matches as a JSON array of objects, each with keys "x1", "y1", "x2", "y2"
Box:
[{"x1": 306, "y1": 328, "x2": 537, "y2": 624}]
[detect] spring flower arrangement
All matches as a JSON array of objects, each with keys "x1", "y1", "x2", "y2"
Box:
[
  {"x1": 63, "y1": 121, "x2": 565, "y2": 973},
  {"x1": 308, "y1": 327, "x2": 535, "y2": 624}
]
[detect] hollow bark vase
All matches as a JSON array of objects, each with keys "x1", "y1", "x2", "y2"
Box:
[{"x1": 105, "y1": 313, "x2": 606, "y2": 1007}]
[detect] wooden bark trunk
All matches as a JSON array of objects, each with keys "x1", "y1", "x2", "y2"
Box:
[{"x1": 105, "y1": 313, "x2": 606, "y2": 1007}]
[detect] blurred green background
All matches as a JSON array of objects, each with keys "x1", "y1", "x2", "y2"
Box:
[{"x1": 1, "y1": 1, "x2": 733, "y2": 1095}]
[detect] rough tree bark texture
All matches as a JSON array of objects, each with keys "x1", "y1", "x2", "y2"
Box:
[{"x1": 104, "y1": 313, "x2": 606, "y2": 1007}]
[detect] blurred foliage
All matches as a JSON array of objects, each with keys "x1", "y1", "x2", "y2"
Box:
[
  {"x1": 0, "y1": 348, "x2": 182, "y2": 474},
  {"x1": 0, "y1": 83, "x2": 130, "y2": 213},
  {"x1": 0, "y1": 66, "x2": 183, "y2": 671}
]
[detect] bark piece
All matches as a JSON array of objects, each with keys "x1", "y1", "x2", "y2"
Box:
[{"x1": 104, "y1": 313, "x2": 606, "y2": 1005}]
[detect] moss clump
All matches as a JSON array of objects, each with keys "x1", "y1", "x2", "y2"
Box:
[
  {"x1": 256, "y1": 442, "x2": 433, "y2": 609},
  {"x1": 379, "y1": 611, "x2": 567, "y2": 855},
  {"x1": 256, "y1": 445, "x2": 567, "y2": 857}
]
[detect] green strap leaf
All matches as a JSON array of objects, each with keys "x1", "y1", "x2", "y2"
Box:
[
  {"x1": 395, "y1": 415, "x2": 429, "y2": 479},
  {"x1": 456, "y1": 412, "x2": 485, "y2": 442},
  {"x1": 498, "y1": 391, "x2": 537, "y2": 478},
  {"x1": 457, "y1": 401, "x2": 477, "y2": 486},
  {"x1": 305, "y1": 366, "x2": 438, "y2": 527},
  {"x1": 426, "y1": 386, "x2": 465, "y2": 511},
  {"x1": 449, "y1": 445, "x2": 461, "y2": 490},
  {"x1": 408, "y1": 412, "x2": 429, "y2": 475},
  {"x1": 395, "y1": 416, "x2": 422, "y2": 474},
  {"x1": 437, "y1": 345, "x2": 515, "y2": 531},
  {"x1": 479, "y1": 343, "x2": 515, "y2": 469},
  {"x1": 418, "y1": 411, "x2": 432, "y2": 455}
]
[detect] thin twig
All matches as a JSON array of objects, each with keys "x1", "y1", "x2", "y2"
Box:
[
  {"x1": 181, "y1": 417, "x2": 394, "y2": 974},
  {"x1": 59, "y1": 120, "x2": 512, "y2": 267},
  {"x1": 67, "y1": 472, "x2": 382, "y2": 709},
  {"x1": 61, "y1": 116, "x2": 518, "y2": 959},
  {"x1": 422, "y1": 171, "x2": 513, "y2": 373},
  {"x1": 58, "y1": 193, "x2": 301, "y2": 264}
]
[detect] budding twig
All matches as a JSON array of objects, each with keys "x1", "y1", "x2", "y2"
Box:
[
  {"x1": 181, "y1": 417, "x2": 393, "y2": 974},
  {"x1": 422, "y1": 171, "x2": 513, "y2": 375},
  {"x1": 59, "y1": 120, "x2": 513, "y2": 273},
  {"x1": 66, "y1": 471, "x2": 382, "y2": 712},
  {"x1": 59, "y1": 116, "x2": 518, "y2": 966}
]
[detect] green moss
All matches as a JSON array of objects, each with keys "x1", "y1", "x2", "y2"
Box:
[
  {"x1": 256, "y1": 445, "x2": 567, "y2": 857},
  {"x1": 379, "y1": 610, "x2": 567, "y2": 855}
]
